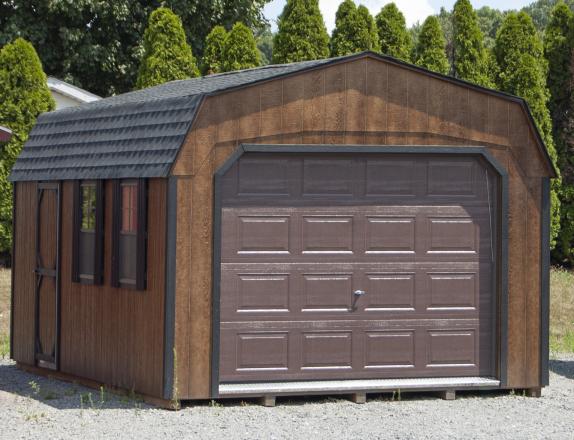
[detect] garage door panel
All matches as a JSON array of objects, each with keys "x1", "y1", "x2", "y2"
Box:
[
  {"x1": 364, "y1": 330, "x2": 416, "y2": 369},
  {"x1": 219, "y1": 153, "x2": 496, "y2": 383}
]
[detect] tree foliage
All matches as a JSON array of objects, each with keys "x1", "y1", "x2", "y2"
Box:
[
  {"x1": 0, "y1": 1, "x2": 270, "y2": 96},
  {"x1": 452, "y1": 0, "x2": 493, "y2": 87},
  {"x1": 203, "y1": 26, "x2": 228, "y2": 75},
  {"x1": 522, "y1": 0, "x2": 574, "y2": 31},
  {"x1": 0, "y1": 38, "x2": 55, "y2": 252},
  {"x1": 544, "y1": 1, "x2": 574, "y2": 263},
  {"x1": 135, "y1": 7, "x2": 199, "y2": 89},
  {"x1": 256, "y1": 28, "x2": 274, "y2": 65},
  {"x1": 330, "y1": 0, "x2": 379, "y2": 56},
  {"x1": 273, "y1": 0, "x2": 330, "y2": 63},
  {"x1": 376, "y1": 3, "x2": 412, "y2": 61},
  {"x1": 222, "y1": 22, "x2": 261, "y2": 72},
  {"x1": 414, "y1": 16, "x2": 450, "y2": 74},
  {"x1": 495, "y1": 11, "x2": 562, "y2": 246}
]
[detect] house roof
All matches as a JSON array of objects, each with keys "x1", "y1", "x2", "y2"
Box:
[
  {"x1": 10, "y1": 52, "x2": 556, "y2": 182},
  {"x1": 0, "y1": 126, "x2": 12, "y2": 143},
  {"x1": 47, "y1": 77, "x2": 101, "y2": 104}
]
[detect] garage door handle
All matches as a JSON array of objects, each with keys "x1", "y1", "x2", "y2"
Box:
[{"x1": 354, "y1": 290, "x2": 366, "y2": 296}]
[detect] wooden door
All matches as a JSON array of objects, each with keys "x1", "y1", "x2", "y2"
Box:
[{"x1": 34, "y1": 182, "x2": 61, "y2": 370}]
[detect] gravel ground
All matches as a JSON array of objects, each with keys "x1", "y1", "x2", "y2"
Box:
[{"x1": 1, "y1": 356, "x2": 573, "y2": 440}]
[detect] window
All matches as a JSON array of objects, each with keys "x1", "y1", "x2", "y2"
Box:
[
  {"x1": 72, "y1": 180, "x2": 104, "y2": 284},
  {"x1": 112, "y1": 179, "x2": 147, "y2": 290}
]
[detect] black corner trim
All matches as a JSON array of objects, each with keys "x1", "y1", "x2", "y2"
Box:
[
  {"x1": 10, "y1": 182, "x2": 16, "y2": 359},
  {"x1": 211, "y1": 144, "x2": 510, "y2": 395},
  {"x1": 540, "y1": 177, "x2": 550, "y2": 386},
  {"x1": 94, "y1": 180, "x2": 105, "y2": 285},
  {"x1": 71, "y1": 181, "x2": 80, "y2": 283},
  {"x1": 136, "y1": 178, "x2": 148, "y2": 291},
  {"x1": 163, "y1": 177, "x2": 178, "y2": 400},
  {"x1": 110, "y1": 180, "x2": 120, "y2": 288}
]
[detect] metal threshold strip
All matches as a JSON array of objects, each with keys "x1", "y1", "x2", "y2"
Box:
[{"x1": 219, "y1": 377, "x2": 500, "y2": 396}]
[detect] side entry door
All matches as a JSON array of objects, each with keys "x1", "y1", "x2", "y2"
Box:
[{"x1": 34, "y1": 182, "x2": 61, "y2": 370}]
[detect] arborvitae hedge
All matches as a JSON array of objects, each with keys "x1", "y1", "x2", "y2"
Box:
[
  {"x1": 544, "y1": 1, "x2": 574, "y2": 262},
  {"x1": 203, "y1": 26, "x2": 228, "y2": 75},
  {"x1": 495, "y1": 11, "x2": 561, "y2": 247},
  {"x1": 222, "y1": 22, "x2": 261, "y2": 72},
  {"x1": 136, "y1": 7, "x2": 199, "y2": 89},
  {"x1": 375, "y1": 3, "x2": 412, "y2": 61},
  {"x1": 273, "y1": 0, "x2": 329, "y2": 63},
  {"x1": 452, "y1": 0, "x2": 493, "y2": 87},
  {"x1": 414, "y1": 16, "x2": 450, "y2": 74},
  {"x1": 0, "y1": 38, "x2": 55, "y2": 252},
  {"x1": 357, "y1": 6, "x2": 381, "y2": 53}
]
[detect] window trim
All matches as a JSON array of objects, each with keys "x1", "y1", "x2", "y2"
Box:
[
  {"x1": 111, "y1": 178, "x2": 147, "y2": 290},
  {"x1": 72, "y1": 180, "x2": 104, "y2": 285}
]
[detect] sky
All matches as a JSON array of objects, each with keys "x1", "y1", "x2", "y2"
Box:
[{"x1": 263, "y1": 0, "x2": 535, "y2": 31}]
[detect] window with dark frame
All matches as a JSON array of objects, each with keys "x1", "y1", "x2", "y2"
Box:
[
  {"x1": 72, "y1": 180, "x2": 104, "y2": 284},
  {"x1": 112, "y1": 179, "x2": 147, "y2": 290}
]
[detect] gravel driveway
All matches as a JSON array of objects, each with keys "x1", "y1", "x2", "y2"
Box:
[{"x1": 1, "y1": 355, "x2": 573, "y2": 440}]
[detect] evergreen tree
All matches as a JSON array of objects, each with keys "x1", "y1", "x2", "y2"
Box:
[
  {"x1": 357, "y1": 5, "x2": 381, "y2": 53},
  {"x1": 273, "y1": 0, "x2": 329, "y2": 63},
  {"x1": 495, "y1": 11, "x2": 561, "y2": 246},
  {"x1": 222, "y1": 22, "x2": 261, "y2": 72},
  {"x1": 203, "y1": 26, "x2": 228, "y2": 75},
  {"x1": 452, "y1": 0, "x2": 493, "y2": 87},
  {"x1": 0, "y1": 38, "x2": 55, "y2": 252},
  {"x1": 544, "y1": 1, "x2": 574, "y2": 263},
  {"x1": 136, "y1": 7, "x2": 199, "y2": 89},
  {"x1": 375, "y1": 3, "x2": 412, "y2": 61},
  {"x1": 414, "y1": 16, "x2": 450, "y2": 74}
]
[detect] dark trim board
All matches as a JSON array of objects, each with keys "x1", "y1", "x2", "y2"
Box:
[
  {"x1": 211, "y1": 144, "x2": 510, "y2": 397},
  {"x1": 10, "y1": 183, "x2": 16, "y2": 359},
  {"x1": 540, "y1": 177, "x2": 550, "y2": 386},
  {"x1": 163, "y1": 177, "x2": 178, "y2": 400}
]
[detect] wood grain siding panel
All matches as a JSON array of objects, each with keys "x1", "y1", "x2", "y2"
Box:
[
  {"x1": 58, "y1": 179, "x2": 166, "y2": 398},
  {"x1": 174, "y1": 177, "x2": 193, "y2": 395},
  {"x1": 365, "y1": 58, "x2": 387, "y2": 144},
  {"x1": 166, "y1": 55, "x2": 549, "y2": 396},
  {"x1": 324, "y1": 64, "x2": 347, "y2": 144},
  {"x1": 303, "y1": 68, "x2": 325, "y2": 144},
  {"x1": 526, "y1": 179, "x2": 541, "y2": 387},
  {"x1": 238, "y1": 87, "x2": 261, "y2": 142},
  {"x1": 282, "y1": 75, "x2": 305, "y2": 144},
  {"x1": 345, "y1": 59, "x2": 367, "y2": 144},
  {"x1": 506, "y1": 160, "x2": 527, "y2": 387},
  {"x1": 188, "y1": 153, "x2": 215, "y2": 397},
  {"x1": 12, "y1": 182, "x2": 37, "y2": 365}
]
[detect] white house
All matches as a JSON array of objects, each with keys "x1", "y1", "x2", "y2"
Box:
[{"x1": 47, "y1": 77, "x2": 101, "y2": 109}]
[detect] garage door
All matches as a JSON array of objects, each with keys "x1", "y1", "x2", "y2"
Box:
[{"x1": 218, "y1": 152, "x2": 497, "y2": 383}]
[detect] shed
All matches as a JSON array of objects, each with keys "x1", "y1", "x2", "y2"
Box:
[
  {"x1": 0, "y1": 126, "x2": 12, "y2": 143},
  {"x1": 10, "y1": 52, "x2": 554, "y2": 406}
]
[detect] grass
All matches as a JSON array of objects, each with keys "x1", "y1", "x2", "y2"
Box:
[
  {"x1": 549, "y1": 267, "x2": 574, "y2": 353},
  {"x1": 0, "y1": 267, "x2": 572, "y2": 357}
]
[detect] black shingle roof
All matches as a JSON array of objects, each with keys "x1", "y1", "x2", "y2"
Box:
[
  {"x1": 10, "y1": 52, "x2": 556, "y2": 181},
  {"x1": 10, "y1": 58, "x2": 330, "y2": 182}
]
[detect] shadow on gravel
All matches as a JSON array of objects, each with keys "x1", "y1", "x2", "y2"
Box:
[
  {"x1": 0, "y1": 362, "x2": 151, "y2": 411},
  {"x1": 550, "y1": 358, "x2": 574, "y2": 380}
]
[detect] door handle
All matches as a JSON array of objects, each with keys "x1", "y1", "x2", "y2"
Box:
[{"x1": 353, "y1": 289, "x2": 366, "y2": 296}]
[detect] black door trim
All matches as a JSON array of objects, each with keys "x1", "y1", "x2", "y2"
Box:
[{"x1": 211, "y1": 144, "x2": 509, "y2": 397}]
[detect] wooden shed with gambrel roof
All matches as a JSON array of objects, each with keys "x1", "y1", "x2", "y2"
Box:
[{"x1": 10, "y1": 51, "x2": 555, "y2": 406}]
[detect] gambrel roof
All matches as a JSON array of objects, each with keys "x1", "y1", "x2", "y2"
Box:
[{"x1": 10, "y1": 52, "x2": 556, "y2": 182}]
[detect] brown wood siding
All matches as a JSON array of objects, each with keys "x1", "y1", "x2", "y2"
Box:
[
  {"x1": 12, "y1": 179, "x2": 168, "y2": 397},
  {"x1": 12, "y1": 182, "x2": 37, "y2": 365},
  {"x1": 171, "y1": 56, "x2": 546, "y2": 398}
]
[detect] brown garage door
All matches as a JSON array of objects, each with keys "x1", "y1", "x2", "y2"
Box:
[{"x1": 219, "y1": 152, "x2": 497, "y2": 383}]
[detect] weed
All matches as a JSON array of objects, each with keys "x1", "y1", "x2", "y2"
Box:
[
  {"x1": 209, "y1": 399, "x2": 222, "y2": 408},
  {"x1": 29, "y1": 380, "x2": 40, "y2": 396},
  {"x1": 24, "y1": 412, "x2": 46, "y2": 422},
  {"x1": 171, "y1": 348, "x2": 180, "y2": 410},
  {"x1": 80, "y1": 392, "x2": 94, "y2": 409},
  {"x1": 42, "y1": 390, "x2": 59, "y2": 401}
]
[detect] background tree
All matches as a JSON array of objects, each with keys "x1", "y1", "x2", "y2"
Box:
[
  {"x1": 476, "y1": 6, "x2": 506, "y2": 49},
  {"x1": 136, "y1": 7, "x2": 199, "y2": 89},
  {"x1": 376, "y1": 3, "x2": 412, "y2": 61},
  {"x1": 222, "y1": 22, "x2": 261, "y2": 72},
  {"x1": 203, "y1": 26, "x2": 228, "y2": 75},
  {"x1": 452, "y1": 0, "x2": 493, "y2": 87},
  {"x1": 0, "y1": 38, "x2": 54, "y2": 252},
  {"x1": 0, "y1": 1, "x2": 270, "y2": 96},
  {"x1": 544, "y1": 1, "x2": 574, "y2": 263},
  {"x1": 522, "y1": 0, "x2": 574, "y2": 31},
  {"x1": 357, "y1": 5, "x2": 381, "y2": 53},
  {"x1": 256, "y1": 28, "x2": 274, "y2": 65},
  {"x1": 495, "y1": 11, "x2": 562, "y2": 246},
  {"x1": 273, "y1": 0, "x2": 330, "y2": 63},
  {"x1": 414, "y1": 16, "x2": 450, "y2": 74}
]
